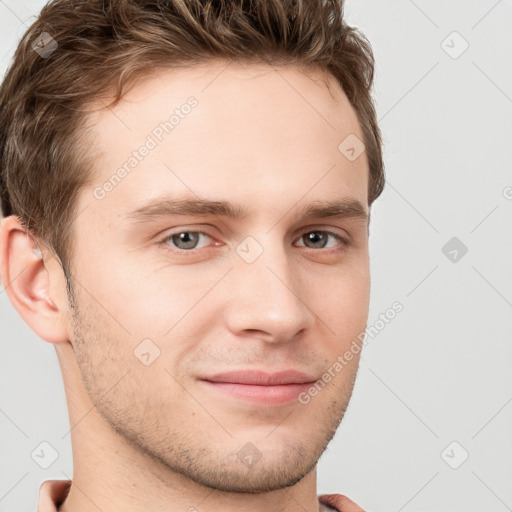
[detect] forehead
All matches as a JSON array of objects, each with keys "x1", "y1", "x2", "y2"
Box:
[{"x1": 78, "y1": 61, "x2": 368, "y2": 222}]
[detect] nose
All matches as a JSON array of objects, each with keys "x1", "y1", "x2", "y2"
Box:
[{"x1": 223, "y1": 236, "x2": 316, "y2": 344}]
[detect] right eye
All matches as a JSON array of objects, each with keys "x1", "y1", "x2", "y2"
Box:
[{"x1": 158, "y1": 230, "x2": 220, "y2": 256}]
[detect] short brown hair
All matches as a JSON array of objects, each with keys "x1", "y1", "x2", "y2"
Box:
[{"x1": 0, "y1": 0, "x2": 385, "y2": 279}]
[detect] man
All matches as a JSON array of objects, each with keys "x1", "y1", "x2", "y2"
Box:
[{"x1": 0, "y1": 1, "x2": 385, "y2": 511}]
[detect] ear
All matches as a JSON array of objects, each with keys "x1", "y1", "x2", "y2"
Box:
[{"x1": 0, "y1": 215, "x2": 70, "y2": 344}]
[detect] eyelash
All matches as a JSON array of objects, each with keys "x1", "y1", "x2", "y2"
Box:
[{"x1": 157, "y1": 228, "x2": 349, "y2": 257}]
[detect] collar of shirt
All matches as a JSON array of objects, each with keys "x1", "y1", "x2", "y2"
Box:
[{"x1": 37, "y1": 479, "x2": 365, "y2": 512}]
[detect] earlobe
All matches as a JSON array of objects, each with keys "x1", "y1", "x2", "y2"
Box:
[{"x1": 0, "y1": 215, "x2": 70, "y2": 344}]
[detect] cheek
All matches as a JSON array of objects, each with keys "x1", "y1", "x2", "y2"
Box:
[
  {"x1": 70, "y1": 296, "x2": 195, "y2": 434},
  {"x1": 78, "y1": 252, "x2": 202, "y2": 338},
  {"x1": 308, "y1": 263, "x2": 370, "y2": 340}
]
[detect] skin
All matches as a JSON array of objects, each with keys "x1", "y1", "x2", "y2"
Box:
[{"x1": 0, "y1": 61, "x2": 370, "y2": 512}]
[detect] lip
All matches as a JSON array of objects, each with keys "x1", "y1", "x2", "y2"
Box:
[
  {"x1": 199, "y1": 370, "x2": 318, "y2": 406},
  {"x1": 201, "y1": 369, "x2": 318, "y2": 385}
]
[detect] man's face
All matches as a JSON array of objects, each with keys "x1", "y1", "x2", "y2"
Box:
[{"x1": 65, "y1": 61, "x2": 370, "y2": 492}]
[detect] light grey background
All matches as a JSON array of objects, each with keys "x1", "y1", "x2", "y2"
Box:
[{"x1": 1, "y1": 1, "x2": 511, "y2": 511}]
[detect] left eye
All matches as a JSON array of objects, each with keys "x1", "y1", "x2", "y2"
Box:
[{"x1": 295, "y1": 230, "x2": 344, "y2": 250}]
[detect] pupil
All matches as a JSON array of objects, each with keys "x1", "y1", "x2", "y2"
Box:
[
  {"x1": 307, "y1": 232, "x2": 326, "y2": 248},
  {"x1": 173, "y1": 232, "x2": 198, "y2": 249}
]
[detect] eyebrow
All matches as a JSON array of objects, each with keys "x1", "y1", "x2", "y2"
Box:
[{"x1": 125, "y1": 196, "x2": 369, "y2": 224}]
